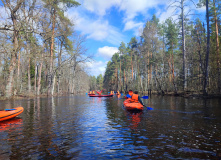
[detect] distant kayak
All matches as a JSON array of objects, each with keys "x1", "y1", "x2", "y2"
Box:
[
  {"x1": 88, "y1": 93, "x2": 95, "y2": 96},
  {"x1": 89, "y1": 94, "x2": 114, "y2": 97},
  {"x1": 0, "y1": 107, "x2": 24, "y2": 122},
  {"x1": 123, "y1": 99, "x2": 143, "y2": 111}
]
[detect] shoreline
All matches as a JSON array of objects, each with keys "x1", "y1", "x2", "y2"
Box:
[{"x1": 1, "y1": 91, "x2": 221, "y2": 101}]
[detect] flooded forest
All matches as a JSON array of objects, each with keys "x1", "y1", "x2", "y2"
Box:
[{"x1": 0, "y1": 0, "x2": 221, "y2": 98}]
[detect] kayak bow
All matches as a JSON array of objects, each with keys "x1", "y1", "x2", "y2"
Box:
[{"x1": 0, "y1": 107, "x2": 24, "y2": 122}]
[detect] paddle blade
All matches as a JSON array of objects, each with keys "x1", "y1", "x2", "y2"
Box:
[
  {"x1": 141, "y1": 96, "x2": 149, "y2": 99},
  {"x1": 147, "y1": 107, "x2": 153, "y2": 110}
]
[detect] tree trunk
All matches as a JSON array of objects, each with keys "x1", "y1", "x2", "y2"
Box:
[
  {"x1": 213, "y1": 0, "x2": 221, "y2": 93},
  {"x1": 17, "y1": 50, "x2": 21, "y2": 91},
  {"x1": 203, "y1": 0, "x2": 210, "y2": 95},
  {"x1": 57, "y1": 40, "x2": 63, "y2": 94},
  {"x1": 3, "y1": 0, "x2": 24, "y2": 98},
  {"x1": 131, "y1": 53, "x2": 133, "y2": 80},
  {"x1": 34, "y1": 60, "x2": 37, "y2": 94},
  {"x1": 51, "y1": 74, "x2": 56, "y2": 96},
  {"x1": 171, "y1": 44, "x2": 177, "y2": 93},
  {"x1": 119, "y1": 58, "x2": 121, "y2": 90},
  {"x1": 147, "y1": 50, "x2": 150, "y2": 88},
  {"x1": 5, "y1": 30, "x2": 18, "y2": 97},
  {"x1": 28, "y1": 57, "x2": 31, "y2": 94},
  {"x1": 181, "y1": 0, "x2": 187, "y2": 91},
  {"x1": 48, "y1": 8, "x2": 56, "y2": 95},
  {"x1": 150, "y1": 51, "x2": 152, "y2": 88},
  {"x1": 37, "y1": 55, "x2": 43, "y2": 96}
]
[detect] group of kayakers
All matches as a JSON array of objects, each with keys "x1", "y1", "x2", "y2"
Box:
[
  {"x1": 88, "y1": 89, "x2": 145, "y2": 106},
  {"x1": 110, "y1": 91, "x2": 120, "y2": 95},
  {"x1": 88, "y1": 90, "x2": 95, "y2": 94}
]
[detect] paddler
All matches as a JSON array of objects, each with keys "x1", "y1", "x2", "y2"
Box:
[
  {"x1": 126, "y1": 90, "x2": 133, "y2": 98},
  {"x1": 130, "y1": 91, "x2": 144, "y2": 106},
  {"x1": 96, "y1": 90, "x2": 102, "y2": 95}
]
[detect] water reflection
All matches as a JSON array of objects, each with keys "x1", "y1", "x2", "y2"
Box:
[
  {"x1": 0, "y1": 95, "x2": 221, "y2": 159},
  {"x1": 126, "y1": 111, "x2": 142, "y2": 130}
]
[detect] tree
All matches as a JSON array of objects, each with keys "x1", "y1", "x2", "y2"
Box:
[
  {"x1": 42, "y1": 0, "x2": 80, "y2": 95},
  {"x1": 165, "y1": 18, "x2": 179, "y2": 93},
  {"x1": 0, "y1": 0, "x2": 25, "y2": 97},
  {"x1": 203, "y1": 0, "x2": 211, "y2": 95}
]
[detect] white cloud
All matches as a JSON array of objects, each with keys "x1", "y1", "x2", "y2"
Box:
[
  {"x1": 158, "y1": 6, "x2": 179, "y2": 23},
  {"x1": 66, "y1": 10, "x2": 125, "y2": 45},
  {"x1": 123, "y1": 20, "x2": 144, "y2": 31},
  {"x1": 98, "y1": 46, "x2": 119, "y2": 60},
  {"x1": 76, "y1": 0, "x2": 167, "y2": 35},
  {"x1": 119, "y1": 0, "x2": 167, "y2": 22},
  {"x1": 84, "y1": 60, "x2": 108, "y2": 77},
  {"x1": 82, "y1": 0, "x2": 121, "y2": 16}
]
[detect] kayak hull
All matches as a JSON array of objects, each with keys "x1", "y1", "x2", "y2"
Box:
[
  {"x1": 123, "y1": 99, "x2": 143, "y2": 111},
  {"x1": 0, "y1": 107, "x2": 24, "y2": 122},
  {"x1": 88, "y1": 94, "x2": 95, "y2": 96},
  {"x1": 89, "y1": 94, "x2": 113, "y2": 97}
]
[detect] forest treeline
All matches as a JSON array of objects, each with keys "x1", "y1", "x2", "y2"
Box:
[
  {"x1": 0, "y1": 0, "x2": 91, "y2": 98},
  {"x1": 103, "y1": 0, "x2": 221, "y2": 96}
]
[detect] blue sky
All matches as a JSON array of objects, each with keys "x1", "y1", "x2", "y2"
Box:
[{"x1": 65, "y1": 0, "x2": 206, "y2": 77}]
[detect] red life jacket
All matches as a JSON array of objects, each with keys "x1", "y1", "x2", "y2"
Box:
[{"x1": 131, "y1": 94, "x2": 139, "y2": 103}]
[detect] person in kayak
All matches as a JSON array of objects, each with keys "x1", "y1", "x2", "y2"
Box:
[
  {"x1": 126, "y1": 90, "x2": 133, "y2": 98},
  {"x1": 96, "y1": 90, "x2": 102, "y2": 95},
  {"x1": 130, "y1": 91, "x2": 144, "y2": 106}
]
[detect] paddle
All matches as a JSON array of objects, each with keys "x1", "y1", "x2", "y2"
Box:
[
  {"x1": 146, "y1": 106, "x2": 153, "y2": 110},
  {"x1": 141, "y1": 96, "x2": 149, "y2": 99}
]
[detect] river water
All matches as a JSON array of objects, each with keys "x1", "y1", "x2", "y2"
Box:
[{"x1": 0, "y1": 95, "x2": 221, "y2": 159}]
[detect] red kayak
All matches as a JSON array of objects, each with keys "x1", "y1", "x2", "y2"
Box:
[
  {"x1": 89, "y1": 94, "x2": 113, "y2": 97},
  {"x1": 88, "y1": 93, "x2": 95, "y2": 96},
  {"x1": 123, "y1": 99, "x2": 143, "y2": 111}
]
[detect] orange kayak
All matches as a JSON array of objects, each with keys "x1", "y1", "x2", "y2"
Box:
[
  {"x1": 0, "y1": 107, "x2": 24, "y2": 122},
  {"x1": 123, "y1": 99, "x2": 143, "y2": 111},
  {"x1": 89, "y1": 94, "x2": 113, "y2": 97}
]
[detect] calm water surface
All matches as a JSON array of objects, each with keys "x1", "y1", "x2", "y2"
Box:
[{"x1": 0, "y1": 95, "x2": 221, "y2": 159}]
